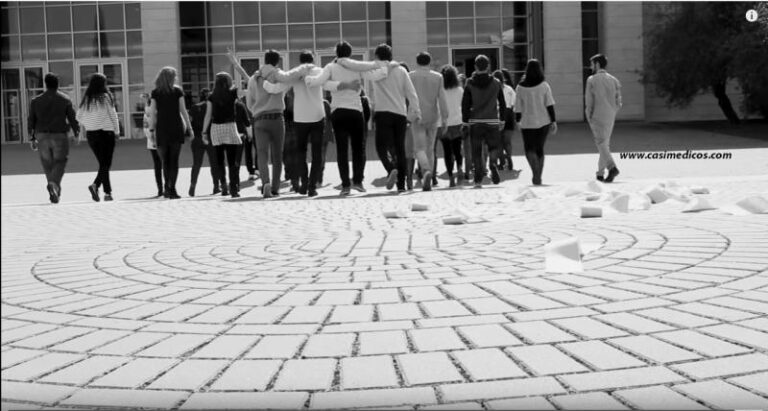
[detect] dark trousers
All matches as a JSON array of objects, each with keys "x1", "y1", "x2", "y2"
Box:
[
  {"x1": 440, "y1": 138, "x2": 463, "y2": 176},
  {"x1": 331, "y1": 108, "x2": 366, "y2": 187},
  {"x1": 294, "y1": 120, "x2": 325, "y2": 190},
  {"x1": 469, "y1": 124, "x2": 501, "y2": 183},
  {"x1": 243, "y1": 133, "x2": 257, "y2": 174},
  {"x1": 86, "y1": 130, "x2": 116, "y2": 194},
  {"x1": 521, "y1": 125, "x2": 550, "y2": 182},
  {"x1": 149, "y1": 149, "x2": 163, "y2": 192},
  {"x1": 191, "y1": 140, "x2": 222, "y2": 189},
  {"x1": 284, "y1": 122, "x2": 300, "y2": 185},
  {"x1": 216, "y1": 144, "x2": 241, "y2": 194},
  {"x1": 254, "y1": 117, "x2": 284, "y2": 188},
  {"x1": 37, "y1": 132, "x2": 69, "y2": 187},
  {"x1": 374, "y1": 112, "x2": 407, "y2": 190},
  {"x1": 157, "y1": 142, "x2": 182, "y2": 194}
]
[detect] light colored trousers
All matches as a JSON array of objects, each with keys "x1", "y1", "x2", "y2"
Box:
[
  {"x1": 589, "y1": 119, "x2": 616, "y2": 174},
  {"x1": 412, "y1": 123, "x2": 438, "y2": 173}
]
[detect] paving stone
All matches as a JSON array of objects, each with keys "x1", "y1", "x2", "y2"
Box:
[
  {"x1": 301, "y1": 333, "x2": 355, "y2": 358},
  {"x1": 486, "y1": 397, "x2": 556, "y2": 410},
  {"x1": 39, "y1": 355, "x2": 127, "y2": 385},
  {"x1": 461, "y1": 297, "x2": 518, "y2": 314},
  {"x1": 558, "y1": 340, "x2": 647, "y2": 370},
  {"x1": 439, "y1": 377, "x2": 566, "y2": 402},
  {"x1": 671, "y1": 352, "x2": 768, "y2": 379},
  {"x1": 180, "y1": 392, "x2": 308, "y2": 410},
  {"x1": 358, "y1": 330, "x2": 409, "y2": 355},
  {"x1": 559, "y1": 366, "x2": 686, "y2": 391},
  {"x1": 420, "y1": 402, "x2": 483, "y2": 410},
  {"x1": 401, "y1": 286, "x2": 446, "y2": 302},
  {"x1": 244, "y1": 335, "x2": 307, "y2": 359},
  {"x1": 328, "y1": 305, "x2": 375, "y2": 323},
  {"x1": 340, "y1": 355, "x2": 398, "y2": 389},
  {"x1": 551, "y1": 317, "x2": 628, "y2": 339},
  {"x1": 310, "y1": 387, "x2": 436, "y2": 409},
  {"x1": 636, "y1": 307, "x2": 719, "y2": 328},
  {"x1": 613, "y1": 386, "x2": 709, "y2": 410},
  {"x1": 281, "y1": 306, "x2": 332, "y2": 324},
  {"x1": 452, "y1": 348, "x2": 527, "y2": 380},
  {"x1": 456, "y1": 324, "x2": 523, "y2": 348},
  {"x1": 191, "y1": 335, "x2": 259, "y2": 359},
  {"x1": 323, "y1": 320, "x2": 414, "y2": 333},
  {"x1": 652, "y1": 329, "x2": 751, "y2": 357},
  {"x1": 1, "y1": 352, "x2": 85, "y2": 381},
  {"x1": 673, "y1": 380, "x2": 768, "y2": 410},
  {"x1": 135, "y1": 333, "x2": 212, "y2": 358},
  {"x1": 89, "y1": 358, "x2": 178, "y2": 388},
  {"x1": 208, "y1": 360, "x2": 282, "y2": 391},
  {"x1": 674, "y1": 301, "x2": 758, "y2": 321},
  {"x1": 699, "y1": 324, "x2": 768, "y2": 350},
  {"x1": 608, "y1": 335, "x2": 701, "y2": 364},
  {"x1": 409, "y1": 328, "x2": 466, "y2": 351},
  {"x1": 378, "y1": 303, "x2": 424, "y2": 321},
  {"x1": 273, "y1": 358, "x2": 336, "y2": 391},
  {"x1": 60, "y1": 388, "x2": 188, "y2": 409},
  {"x1": 416, "y1": 314, "x2": 508, "y2": 328},
  {"x1": 147, "y1": 359, "x2": 228, "y2": 390},
  {"x1": 506, "y1": 345, "x2": 589, "y2": 375},
  {"x1": 505, "y1": 321, "x2": 578, "y2": 344},
  {"x1": 507, "y1": 307, "x2": 598, "y2": 322},
  {"x1": 727, "y1": 371, "x2": 768, "y2": 396},
  {"x1": 551, "y1": 392, "x2": 629, "y2": 410},
  {"x1": 0, "y1": 381, "x2": 77, "y2": 404},
  {"x1": 0, "y1": 348, "x2": 46, "y2": 369},
  {"x1": 397, "y1": 352, "x2": 464, "y2": 385},
  {"x1": 594, "y1": 312, "x2": 676, "y2": 334},
  {"x1": 420, "y1": 300, "x2": 473, "y2": 318}
]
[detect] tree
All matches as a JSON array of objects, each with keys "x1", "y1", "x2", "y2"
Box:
[{"x1": 642, "y1": 2, "x2": 768, "y2": 123}]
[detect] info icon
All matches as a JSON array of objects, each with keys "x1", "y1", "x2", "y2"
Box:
[{"x1": 746, "y1": 9, "x2": 758, "y2": 22}]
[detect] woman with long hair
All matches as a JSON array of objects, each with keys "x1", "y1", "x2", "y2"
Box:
[
  {"x1": 142, "y1": 92, "x2": 163, "y2": 197},
  {"x1": 202, "y1": 72, "x2": 242, "y2": 198},
  {"x1": 149, "y1": 66, "x2": 192, "y2": 199},
  {"x1": 189, "y1": 88, "x2": 225, "y2": 196},
  {"x1": 514, "y1": 59, "x2": 557, "y2": 186},
  {"x1": 77, "y1": 73, "x2": 119, "y2": 202},
  {"x1": 438, "y1": 65, "x2": 465, "y2": 187},
  {"x1": 494, "y1": 69, "x2": 517, "y2": 173}
]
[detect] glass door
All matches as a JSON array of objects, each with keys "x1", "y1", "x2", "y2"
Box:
[
  {"x1": 1, "y1": 65, "x2": 45, "y2": 144},
  {"x1": 76, "y1": 61, "x2": 128, "y2": 138}
]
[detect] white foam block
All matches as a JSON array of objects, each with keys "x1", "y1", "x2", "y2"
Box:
[
  {"x1": 411, "y1": 202, "x2": 429, "y2": 211},
  {"x1": 609, "y1": 194, "x2": 630, "y2": 213},
  {"x1": 585, "y1": 194, "x2": 601, "y2": 202},
  {"x1": 545, "y1": 237, "x2": 583, "y2": 273},
  {"x1": 735, "y1": 196, "x2": 768, "y2": 214},
  {"x1": 383, "y1": 209, "x2": 409, "y2": 218},
  {"x1": 586, "y1": 180, "x2": 604, "y2": 193},
  {"x1": 682, "y1": 197, "x2": 716, "y2": 213},
  {"x1": 580, "y1": 206, "x2": 603, "y2": 218},
  {"x1": 690, "y1": 186, "x2": 710, "y2": 194},
  {"x1": 564, "y1": 187, "x2": 583, "y2": 197},
  {"x1": 642, "y1": 186, "x2": 668, "y2": 204},
  {"x1": 515, "y1": 188, "x2": 538, "y2": 202},
  {"x1": 630, "y1": 193, "x2": 652, "y2": 210}
]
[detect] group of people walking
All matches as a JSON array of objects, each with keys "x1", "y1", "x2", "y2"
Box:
[{"x1": 28, "y1": 39, "x2": 623, "y2": 204}]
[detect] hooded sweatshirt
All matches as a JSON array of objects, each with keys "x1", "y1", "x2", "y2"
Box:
[{"x1": 461, "y1": 72, "x2": 506, "y2": 124}]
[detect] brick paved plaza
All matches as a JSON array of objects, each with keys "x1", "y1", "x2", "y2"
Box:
[{"x1": 2, "y1": 123, "x2": 768, "y2": 410}]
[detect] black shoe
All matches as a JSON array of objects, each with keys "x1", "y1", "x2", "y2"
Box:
[
  {"x1": 308, "y1": 188, "x2": 318, "y2": 197},
  {"x1": 271, "y1": 190, "x2": 280, "y2": 197},
  {"x1": 386, "y1": 169, "x2": 398, "y2": 190},
  {"x1": 351, "y1": 183, "x2": 366, "y2": 193},
  {"x1": 463, "y1": 172, "x2": 470, "y2": 180},
  {"x1": 188, "y1": 184, "x2": 196, "y2": 197},
  {"x1": 263, "y1": 183, "x2": 272, "y2": 198},
  {"x1": 491, "y1": 167, "x2": 500, "y2": 185},
  {"x1": 88, "y1": 184, "x2": 100, "y2": 202},
  {"x1": 532, "y1": 177, "x2": 542, "y2": 186},
  {"x1": 298, "y1": 184, "x2": 308, "y2": 195},
  {"x1": 222, "y1": 186, "x2": 229, "y2": 196},
  {"x1": 212, "y1": 186, "x2": 221, "y2": 195},
  {"x1": 596, "y1": 174, "x2": 605, "y2": 182},
  {"x1": 168, "y1": 191, "x2": 181, "y2": 199},
  {"x1": 340, "y1": 186, "x2": 351, "y2": 196},
  {"x1": 157, "y1": 188, "x2": 164, "y2": 197},
  {"x1": 47, "y1": 183, "x2": 59, "y2": 204},
  {"x1": 605, "y1": 167, "x2": 620, "y2": 183},
  {"x1": 104, "y1": 194, "x2": 113, "y2": 202},
  {"x1": 231, "y1": 192, "x2": 240, "y2": 198},
  {"x1": 449, "y1": 174, "x2": 456, "y2": 188},
  {"x1": 422, "y1": 171, "x2": 432, "y2": 192}
]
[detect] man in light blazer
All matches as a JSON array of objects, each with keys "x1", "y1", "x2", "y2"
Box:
[{"x1": 585, "y1": 53, "x2": 622, "y2": 183}]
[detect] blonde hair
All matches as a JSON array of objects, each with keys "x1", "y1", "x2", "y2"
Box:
[{"x1": 154, "y1": 66, "x2": 177, "y2": 94}]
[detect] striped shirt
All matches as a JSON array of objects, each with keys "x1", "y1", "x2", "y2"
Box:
[{"x1": 76, "y1": 97, "x2": 119, "y2": 132}]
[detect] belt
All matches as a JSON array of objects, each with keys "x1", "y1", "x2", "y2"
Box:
[
  {"x1": 254, "y1": 112, "x2": 283, "y2": 121},
  {"x1": 36, "y1": 130, "x2": 67, "y2": 134}
]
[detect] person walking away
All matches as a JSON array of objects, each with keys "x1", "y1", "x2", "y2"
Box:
[
  {"x1": 585, "y1": 53, "x2": 622, "y2": 182},
  {"x1": 438, "y1": 65, "x2": 464, "y2": 187},
  {"x1": 409, "y1": 52, "x2": 447, "y2": 191},
  {"x1": 142, "y1": 92, "x2": 164, "y2": 197},
  {"x1": 514, "y1": 59, "x2": 557, "y2": 186},
  {"x1": 149, "y1": 66, "x2": 192, "y2": 199},
  {"x1": 234, "y1": 95, "x2": 251, "y2": 192},
  {"x1": 494, "y1": 69, "x2": 517, "y2": 173},
  {"x1": 202, "y1": 72, "x2": 244, "y2": 198},
  {"x1": 27, "y1": 72, "x2": 79, "y2": 204},
  {"x1": 461, "y1": 55, "x2": 506, "y2": 189},
  {"x1": 336, "y1": 45, "x2": 418, "y2": 193},
  {"x1": 239, "y1": 94, "x2": 258, "y2": 182},
  {"x1": 189, "y1": 88, "x2": 224, "y2": 196},
  {"x1": 77, "y1": 72, "x2": 120, "y2": 202}
]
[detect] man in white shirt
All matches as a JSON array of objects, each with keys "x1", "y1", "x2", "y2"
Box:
[
  {"x1": 585, "y1": 53, "x2": 622, "y2": 183},
  {"x1": 409, "y1": 52, "x2": 448, "y2": 191}
]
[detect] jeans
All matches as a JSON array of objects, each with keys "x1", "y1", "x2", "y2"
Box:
[
  {"x1": 439, "y1": 136, "x2": 463, "y2": 176},
  {"x1": 36, "y1": 132, "x2": 69, "y2": 187},
  {"x1": 469, "y1": 124, "x2": 501, "y2": 183},
  {"x1": 86, "y1": 130, "x2": 116, "y2": 194},
  {"x1": 589, "y1": 119, "x2": 616, "y2": 174},
  {"x1": 374, "y1": 112, "x2": 407, "y2": 190},
  {"x1": 412, "y1": 122, "x2": 438, "y2": 175},
  {"x1": 521, "y1": 125, "x2": 550, "y2": 183},
  {"x1": 157, "y1": 142, "x2": 182, "y2": 194},
  {"x1": 190, "y1": 139, "x2": 222, "y2": 189},
  {"x1": 331, "y1": 108, "x2": 366, "y2": 187},
  {"x1": 149, "y1": 149, "x2": 163, "y2": 192},
  {"x1": 243, "y1": 132, "x2": 257, "y2": 174},
  {"x1": 501, "y1": 129, "x2": 514, "y2": 168},
  {"x1": 294, "y1": 120, "x2": 325, "y2": 191},
  {"x1": 254, "y1": 117, "x2": 284, "y2": 189},
  {"x1": 283, "y1": 121, "x2": 300, "y2": 185},
  {"x1": 216, "y1": 144, "x2": 241, "y2": 194}
]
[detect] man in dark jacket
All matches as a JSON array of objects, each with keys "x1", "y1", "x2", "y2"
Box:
[
  {"x1": 461, "y1": 55, "x2": 506, "y2": 188},
  {"x1": 28, "y1": 73, "x2": 79, "y2": 203}
]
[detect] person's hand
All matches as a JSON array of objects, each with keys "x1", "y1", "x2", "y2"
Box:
[
  {"x1": 29, "y1": 137, "x2": 38, "y2": 151},
  {"x1": 202, "y1": 132, "x2": 210, "y2": 146},
  {"x1": 550, "y1": 121, "x2": 558, "y2": 135},
  {"x1": 498, "y1": 122, "x2": 505, "y2": 131},
  {"x1": 225, "y1": 47, "x2": 237, "y2": 64}
]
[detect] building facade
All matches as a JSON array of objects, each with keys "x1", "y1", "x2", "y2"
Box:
[{"x1": 1, "y1": 1, "x2": 742, "y2": 145}]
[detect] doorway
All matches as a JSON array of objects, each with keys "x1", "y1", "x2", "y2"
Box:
[
  {"x1": 451, "y1": 48, "x2": 500, "y2": 78},
  {"x1": 76, "y1": 61, "x2": 128, "y2": 138},
  {"x1": 1, "y1": 65, "x2": 45, "y2": 144}
]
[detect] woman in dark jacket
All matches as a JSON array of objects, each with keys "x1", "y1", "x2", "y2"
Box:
[{"x1": 202, "y1": 72, "x2": 243, "y2": 198}]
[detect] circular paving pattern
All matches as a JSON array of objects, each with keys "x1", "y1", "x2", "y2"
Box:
[{"x1": 2, "y1": 180, "x2": 768, "y2": 410}]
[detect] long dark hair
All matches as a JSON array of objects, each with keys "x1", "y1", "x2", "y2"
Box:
[
  {"x1": 519, "y1": 59, "x2": 545, "y2": 87},
  {"x1": 501, "y1": 68, "x2": 514, "y2": 87},
  {"x1": 210, "y1": 72, "x2": 235, "y2": 108},
  {"x1": 79, "y1": 73, "x2": 113, "y2": 110},
  {"x1": 441, "y1": 65, "x2": 460, "y2": 89}
]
